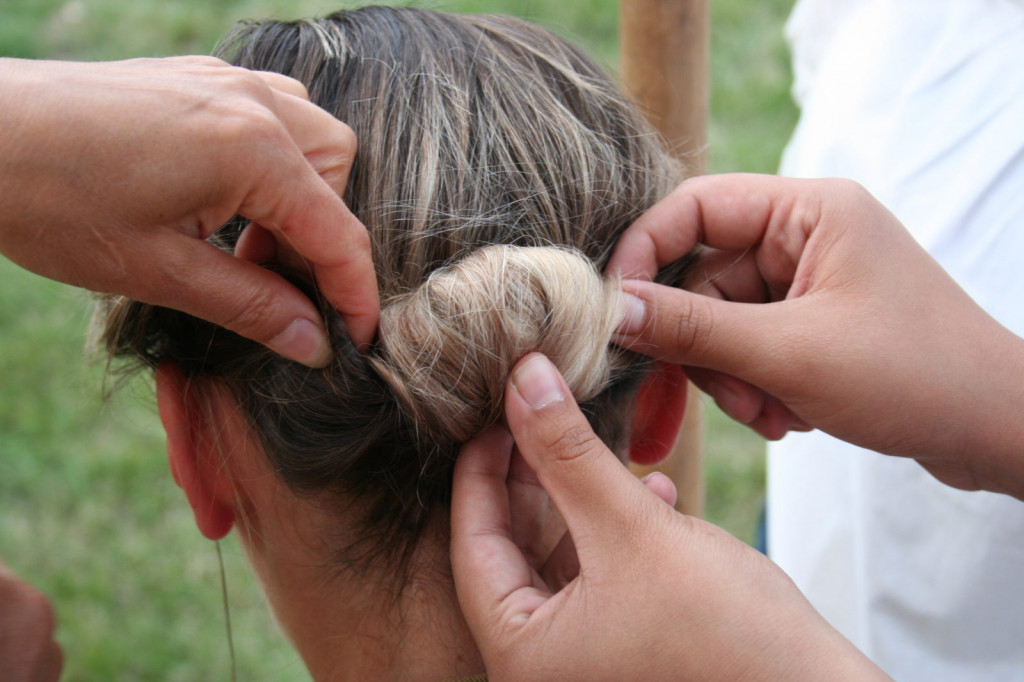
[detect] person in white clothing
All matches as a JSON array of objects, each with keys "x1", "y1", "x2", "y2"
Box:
[{"x1": 769, "y1": 1, "x2": 1024, "y2": 679}]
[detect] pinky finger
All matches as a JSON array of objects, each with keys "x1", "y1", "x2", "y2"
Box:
[
  {"x1": 686, "y1": 369, "x2": 810, "y2": 440},
  {"x1": 685, "y1": 368, "x2": 765, "y2": 425}
]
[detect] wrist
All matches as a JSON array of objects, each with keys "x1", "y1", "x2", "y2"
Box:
[
  {"x1": 753, "y1": 616, "x2": 890, "y2": 682},
  {"x1": 788, "y1": 631, "x2": 890, "y2": 681}
]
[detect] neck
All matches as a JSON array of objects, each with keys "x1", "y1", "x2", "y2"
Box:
[{"x1": 240, "y1": 507, "x2": 485, "y2": 681}]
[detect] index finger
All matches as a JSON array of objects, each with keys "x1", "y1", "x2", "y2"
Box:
[
  {"x1": 237, "y1": 90, "x2": 380, "y2": 349},
  {"x1": 451, "y1": 426, "x2": 553, "y2": 637},
  {"x1": 266, "y1": 87, "x2": 356, "y2": 194},
  {"x1": 260, "y1": 185, "x2": 380, "y2": 349},
  {"x1": 607, "y1": 173, "x2": 817, "y2": 282}
]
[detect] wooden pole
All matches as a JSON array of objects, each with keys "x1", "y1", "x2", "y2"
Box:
[
  {"x1": 620, "y1": 0, "x2": 709, "y2": 517},
  {"x1": 620, "y1": 0, "x2": 709, "y2": 166}
]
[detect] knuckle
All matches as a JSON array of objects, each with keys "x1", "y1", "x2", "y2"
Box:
[
  {"x1": 279, "y1": 74, "x2": 310, "y2": 100},
  {"x1": 211, "y1": 108, "x2": 290, "y2": 172},
  {"x1": 665, "y1": 293, "x2": 713, "y2": 361},
  {"x1": 181, "y1": 55, "x2": 230, "y2": 69},
  {"x1": 332, "y1": 126, "x2": 358, "y2": 173},
  {"x1": 544, "y1": 422, "x2": 603, "y2": 466},
  {"x1": 346, "y1": 217, "x2": 373, "y2": 253},
  {"x1": 219, "y1": 285, "x2": 281, "y2": 338},
  {"x1": 309, "y1": 121, "x2": 358, "y2": 191},
  {"x1": 225, "y1": 63, "x2": 273, "y2": 93},
  {"x1": 196, "y1": 92, "x2": 276, "y2": 146},
  {"x1": 249, "y1": 69, "x2": 310, "y2": 100},
  {"x1": 234, "y1": 104, "x2": 284, "y2": 144},
  {"x1": 830, "y1": 176, "x2": 868, "y2": 196},
  {"x1": 823, "y1": 177, "x2": 874, "y2": 211},
  {"x1": 334, "y1": 120, "x2": 357, "y2": 157},
  {"x1": 202, "y1": 76, "x2": 281, "y2": 140}
]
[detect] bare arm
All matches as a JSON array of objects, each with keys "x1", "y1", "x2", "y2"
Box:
[{"x1": 0, "y1": 56, "x2": 379, "y2": 365}]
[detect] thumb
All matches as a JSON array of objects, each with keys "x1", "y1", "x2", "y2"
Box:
[
  {"x1": 139, "y1": 234, "x2": 333, "y2": 367},
  {"x1": 616, "y1": 279, "x2": 780, "y2": 377},
  {"x1": 504, "y1": 353, "x2": 655, "y2": 553}
]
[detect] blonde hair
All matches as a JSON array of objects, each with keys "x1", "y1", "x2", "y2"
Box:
[
  {"x1": 99, "y1": 6, "x2": 691, "y2": 574},
  {"x1": 374, "y1": 245, "x2": 624, "y2": 443}
]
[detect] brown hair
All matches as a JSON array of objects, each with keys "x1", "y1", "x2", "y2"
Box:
[{"x1": 98, "y1": 6, "x2": 690, "y2": 576}]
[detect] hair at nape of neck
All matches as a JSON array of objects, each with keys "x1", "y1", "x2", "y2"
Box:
[{"x1": 372, "y1": 244, "x2": 626, "y2": 444}]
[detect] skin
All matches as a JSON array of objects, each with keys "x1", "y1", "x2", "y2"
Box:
[
  {"x1": 609, "y1": 174, "x2": 1024, "y2": 499},
  {"x1": 154, "y1": 365, "x2": 486, "y2": 681},
  {"x1": 154, "y1": 358, "x2": 683, "y2": 681},
  {"x1": 452, "y1": 353, "x2": 889, "y2": 681},
  {"x1": 451, "y1": 174, "x2": 1024, "y2": 679},
  {"x1": 0, "y1": 562, "x2": 61, "y2": 682},
  {"x1": 0, "y1": 56, "x2": 380, "y2": 366}
]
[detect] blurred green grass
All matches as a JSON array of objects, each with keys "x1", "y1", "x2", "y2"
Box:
[{"x1": 0, "y1": 1, "x2": 796, "y2": 679}]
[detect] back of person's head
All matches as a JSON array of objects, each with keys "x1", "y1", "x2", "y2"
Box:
[{"x1": 99, "y1": 6, "x2": 690, "y2": 581}]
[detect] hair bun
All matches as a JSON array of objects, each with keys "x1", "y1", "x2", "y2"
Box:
[{"x1": 371, "y1": 245, "x2": 622, "y2": 443}]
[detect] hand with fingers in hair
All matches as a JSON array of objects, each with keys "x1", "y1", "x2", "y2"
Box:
[
  {"x1": 452, "y1": 353, "x2": 889, "y2": 681},
  {"x1": 0, "y1": 56, "x2": 378, "y2": 366},
  {"x1": 610, "y1": 174, "x2": 1024, "y2": 500}
]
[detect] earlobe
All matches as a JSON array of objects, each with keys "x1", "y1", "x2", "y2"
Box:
[
  {"x1": 156, "y1": 362, "x2": 235, "y2": 540},
  {"x1": 629, "y1": 362, "x2": 688, "y2": 466}
]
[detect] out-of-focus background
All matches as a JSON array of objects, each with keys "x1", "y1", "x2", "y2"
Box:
[{"x1": 0, "y1": 1, "x2": 797, "y2": 679}]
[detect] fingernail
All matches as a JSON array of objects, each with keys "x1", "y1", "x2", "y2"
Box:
[
  {"x1": 268, "y1": 319, "x2": 332, "y2": 368},
  {"x1": 512, "y1": 354, "x2": 566, "y2": 410},
  {"x1": 616, "y1": 291, "x2": 647, "y2": 336}
]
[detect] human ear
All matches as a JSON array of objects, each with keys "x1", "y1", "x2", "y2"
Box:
[
  {"x1": 155, "y1": 362, "x2": 235, "y2": 540},
  {"x1": 629, "y1": 362, "x2": 688, "y2": 466}
]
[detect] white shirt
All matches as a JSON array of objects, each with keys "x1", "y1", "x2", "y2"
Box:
[{"x1": 770, "y1": 1, "x2": 1024, "y2": 679}]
